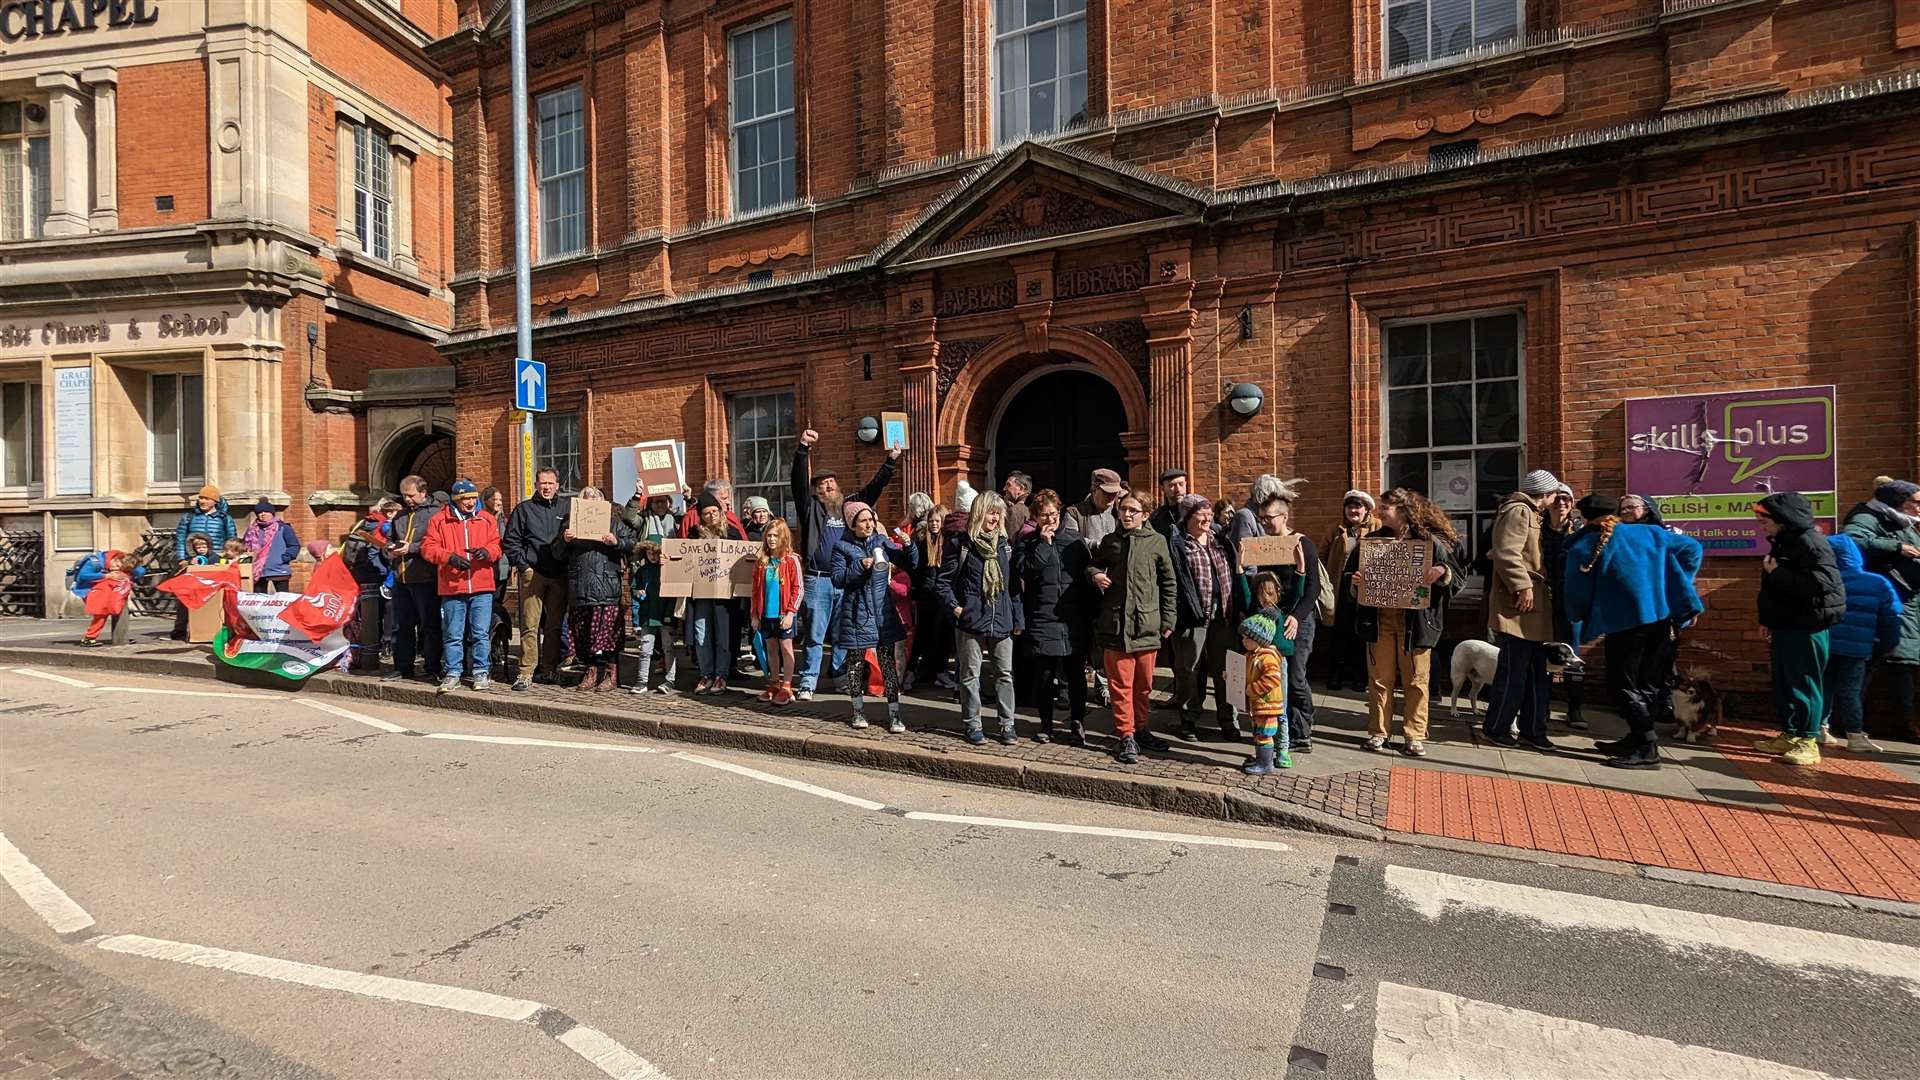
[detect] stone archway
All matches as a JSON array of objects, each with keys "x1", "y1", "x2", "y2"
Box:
[
  {"x1": 371, "y1": 413, "x2": 456, "y2": 496},
  {"x1": 935, "y1": 325, "x2": 1150, "y2": 503}
]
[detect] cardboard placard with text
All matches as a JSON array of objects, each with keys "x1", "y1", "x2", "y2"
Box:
[
  {"x1": 881, "y1": 412, "x2": 910, "y2": 451},
  {"x1": 569, "y1": 498, "x2": 613, "y2": 539},
  {"x1": 1357, "y1": 537, "x2": 1432, "y2": 610},
  {"x1": 1224, "y1": 650, "x2": 1248, "y2": 715},
  {"x1": 659, "y1": 537, "x2": 759, "y2": 599},
  {"x1": 1238, "y1": 532, "x2": 1301, "y2": 568},
  {"x1": 635, "y1": 440, "x2": 684, "y2": 498}
]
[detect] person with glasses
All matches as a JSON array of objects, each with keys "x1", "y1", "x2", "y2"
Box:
[
  {"x1": 1842, "y1": 477, "x2": 1920, "y2": 741},
  {"x1": 1228, "y1": 478, "x2": 1320, "y2": 751},
  {"x1": 1088, "y1": 493, "x2": 1178, "y2": 764}
]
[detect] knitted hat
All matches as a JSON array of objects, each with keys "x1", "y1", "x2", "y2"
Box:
[
  {"x1": 695, "y1": 491, "x2": 722, "y2": 512},
  {"x1": 842, "y1": 500, "x2": 874, "y2": 528},
  {"x1": 1239, "y1": 613, "x2": 1278, "y2": 646},
  {"x1": 1577, "y1": 494, "x2": 1619, "y2": 521},
  {"x1": 305, "y1": 540, "x2": 331, "y2": 562},
  {"x1": 1874, "y1": 478, "x2": 1919, "y2": 506},
  {"x1": 451, "y1": 478, "x2": 479, "y2": 496},
  {"x1": 743, "y1": 495, "x2": 771, "y2": 514},
  {"x1": 197, "y1": 484, "x2": 221, "y2": 501},
  {"x1": 1176, "y1": 493, "x2": 1212, "y2": 527},
  {"x1": 1519, "y1": 469, "x2": 1561, "y2": 497},
  {"x1": 1342, "y1": 489, "x2": 1376, "y2": 511},
  {"x1": 252, "y1": 497, "x2": 275, "y2": 513}
]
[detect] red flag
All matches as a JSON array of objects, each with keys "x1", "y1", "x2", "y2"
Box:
[
  {"x1": 278, "y1": 553, "x2": 359, "y2": 642},
  {"x1": 157, "y1": 564, "x2": 242, "y2": 610}
]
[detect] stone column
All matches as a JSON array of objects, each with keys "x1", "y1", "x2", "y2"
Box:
[
  {"x1": 81, "y1": 68, "x2": 117, "y2": 231},
  {"x1": 390, "y1": 132, "x2": 420, "y2": 275},
  {"x1": 1142, "y1": 305, "x2": 1196, "y2": 488},
  {"x1": 33, "y1": 73, "x2": 90, "y2": 237},
  {"x1": 334, "y1": 102, "x2": 364, "y2": 253},
  {"x1": 897, "y1": 339, "x2": 939, "y2": 500}
]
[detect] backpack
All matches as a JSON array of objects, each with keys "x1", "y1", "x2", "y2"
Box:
[
  {"x1": 1315, "y1": 558, "x2": 1337, "y2": 626},
  {"x1": 66, "y1": 551, "x2": 108, "y2": 597}
]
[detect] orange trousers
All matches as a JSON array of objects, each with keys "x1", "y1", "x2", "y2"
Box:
[{"x1": 1104, "y1": 648, "x2": 1158, "y2": 737}]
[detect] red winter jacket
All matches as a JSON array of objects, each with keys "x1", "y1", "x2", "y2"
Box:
[
  {"x1": 750, "y1": 552, "x2": 803, "y2": 621},
  {"x1": 422, "y1": 505, "x2": 504, "y2": 596}
]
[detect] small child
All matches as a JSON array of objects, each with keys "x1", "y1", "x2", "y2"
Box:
[
  {"x1": 1250, "y1": 571, "x2": 1283, "y2": 620},
  {"x1": 169, "y1": 533, "x2": 217, "y2": 640},
  {"x1": 1238, "y1": 613, "x2": 1291, "y2": 775},
  {"x1": 752, "y1": 519, "x2": 803, "y2": 705},
  {"x1": 82, "y1": 553, "x2": 137, "y2": 647},
  {"x1": 220, "y1": 538, "x2": 249, "y2": 565}
]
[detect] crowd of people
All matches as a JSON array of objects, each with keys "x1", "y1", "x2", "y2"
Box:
[{"x1": 145, "y1": 453, "x2": 1920, "y2": 774}]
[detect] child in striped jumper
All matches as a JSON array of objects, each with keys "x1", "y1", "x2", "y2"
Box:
[{"x1": 1239, "y1": 613, "x2": 1291, "y2": 775}]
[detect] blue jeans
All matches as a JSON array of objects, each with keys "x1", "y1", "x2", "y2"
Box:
[
  {"x1": 795, "y1": 573, "x2": 844, "y2": 692},
  {"x1": 1482, "y1": 633, "x2": 1550, "y2": 742},
  {"x1": 439, "y1": 591, "x2": 493, "y2": 680},
  {"x1": 1824, "y1": 654, "x2": 1868, "y2": 736},
  {"x1": 691, "y1": 599, "x2": 732, "y2": 679},
  {"x1": 393, "y1": 581, "x2": 442, "y2": 678}
]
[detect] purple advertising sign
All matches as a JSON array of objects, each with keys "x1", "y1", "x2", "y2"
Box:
[{"x1": 1623, "y1": 385, "x2": 1836, "y2": 557}]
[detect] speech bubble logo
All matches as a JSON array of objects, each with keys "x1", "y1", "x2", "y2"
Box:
[{"x1": 1721, "y1": 396, "x2": 1833, "y2": 485}]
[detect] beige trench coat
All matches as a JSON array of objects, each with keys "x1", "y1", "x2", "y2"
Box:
[{"x1": 1486, "y1": 493, "x2": 1555, "y2": 642}]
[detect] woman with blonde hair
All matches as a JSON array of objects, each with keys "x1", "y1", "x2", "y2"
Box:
[{"x1": 936, "y1": 491, "x2": 1022, "y2": 744}]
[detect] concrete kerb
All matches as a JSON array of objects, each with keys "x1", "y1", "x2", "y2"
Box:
[{"x1": 0, "y1": 644, "x2": 1385, "y2": 842}]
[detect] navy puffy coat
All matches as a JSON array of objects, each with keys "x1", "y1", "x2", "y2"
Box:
[
  {"x1": 830, "y1": 532, "x2": 919, "y2": 649},
  {"x1": 934, "y1": 533, "x2": 1022, "y2": 639}
]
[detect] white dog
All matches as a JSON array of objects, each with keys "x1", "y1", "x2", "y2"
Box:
[{"x1": 1447, "y1": 639, "x2": 1583, "y2": 719}]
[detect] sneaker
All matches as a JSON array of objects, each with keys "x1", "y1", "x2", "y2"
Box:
[
  {"x1": 901, "y1": 673, "x2": 917, "y2": 692},
  {"x1": 850, "y1": 715, "x2": 870, "y2": 730},
  {"x1": 934, "y1": 672, "x2": 957, "y2": 690},
  {"x1": 1115, "y1": 735, "x2": 1139, "y2": 765},
  {"x1": 471, "y1": 675, "x2": 493, "y2": 692},
  {"x1": 381, "y1": 670, "x2": 408, "y2": 683},
  {"x1": 1401, "y1": 739, "x2": 1427, "y2": 757},
  {"x1": 714, "y1": 679, "x2": 728, "y2": 694},
  {"x1": 964, "y1": 727, "x2": 987, "y2": 746},
  {"x1": 1137, "y1": 731, "x2": 1172, "y2": 753},
  {"x1": 1781, "y1": 737, "x2": 1821, "y2": 767},
  {"x1": 1033, "y1": 730, "x2": 1052, "y2": 744},
  {"x1": 1484, "y1": 732, "x2": 1521, "y2": 749},
  {"x1": 887, "y1": 717, "x2": 906, "y2": 735},
  {"x1": 794, "y1": 690, "x2": 814, "y2": 702},
  {"x1": 1565, "y1": 716, "x2": 1590, "y2": 731},
  {"x1": 1522, "y1": 736, "x2": 1558, "y2": 753},
  {"x1": 511, "y1": 677, "x2": 532, "y2": 692},
  {"x1": 1752, "y1": 734, "x2": 1794, "y2": 754},
  {"x1": 1365, "y1": 735, "x2": 1387, "y2": 752},
  {"x1": 996, "y1": 729, "x2": 1017, "y2": 746},
  {"x1": 772, "y1": 682, "x2": 794, "y2": 707},
  {"x1": 653, "y1": 683, "x2": 673, "y2": 695},
  {"x1": 1847, "y1": 732, "x2": 1883, "y2": 753},
  {"x1": 759, "y1": 685, "x2": 776, "y2": 703},
  {"x1": 629, "y1": 684, "x2": 649, "y2": 695},
  {"x1": 79, "y1": 637, "x2": 103, "y2": 648},
  {"x1": 435, "y1": 675, "x2": 459, "y2": 694},
  {"x1": 1819, "y1": 730, "x2": 1844, "y2": 749},
  {"x1": 1178, "y1": 723, "x2": 1200, "y2": 743}
]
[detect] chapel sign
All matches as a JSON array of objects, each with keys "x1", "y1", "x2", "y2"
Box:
[
  {"x1": 0, "y1": 308, "x2": 246, "y2": 360},
  {"x1": 0, "y1": 0, "x2": 160, "y2": 43}
]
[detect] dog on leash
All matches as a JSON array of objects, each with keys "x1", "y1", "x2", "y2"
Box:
[
  {"x1": 1670, "y1": 669, "x2": 1723, "y2": 743},
  {"x1": 1447, "y1": 639, "x2": 1583, "y2": 719}
]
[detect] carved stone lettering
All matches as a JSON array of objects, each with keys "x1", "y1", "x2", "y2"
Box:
[
  {"x1": 1056, "y1": 260, "x2": 1148, "y2": 300},
  {"x1": 936, "y1": 282, "x2": 1017, "y2": 317}
]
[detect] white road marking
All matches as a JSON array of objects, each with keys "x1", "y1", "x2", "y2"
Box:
[
  {"x1": 1385, "y1": 866, "x2": 1920, "y2": 992},
  {"x1": 556, "y1": 1023, "x2": 672, "y2": 1080},
  {"x1": 0, "y1": 833, "x2": 94, "y2": 934},
  {"x1": 670, "y1": 751, "x2": 889, "y2": 811},
  {"x1": 96, "y1": 685, "x2": 279, "y2": 700},
  {"x1": 1373, "y1": 981, "x2": 1855, "y2": 1080},
  {"x1": 904, "y1": 811, "x2": 1294, "y2": 852},
  {"x1": 300, "y1": 698, "x2": 412, "y2": 733},
  {"x1": 10, "y1": 667, "x2": 93, "y2": 689},
  {"x1": 425, "y1": 732, "x2": 656, "y2": 753},
  {"x1": 94, "y1": 934, "x2": 544, "y2": 1021}
]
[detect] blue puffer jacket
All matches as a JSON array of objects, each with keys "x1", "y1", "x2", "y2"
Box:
[
  {"x1": 1562, "y1": 522, "x2": 1703, "y2": 646},
  {"x1": 174, "y1": 499, "x2": 236, "y2": 560},
  {"x1": 828, "y1": 532, "x2": 920, "y2": 649},
  {"x1": 1827, "y1": 534, "x2": 1902, "y2": 660}
]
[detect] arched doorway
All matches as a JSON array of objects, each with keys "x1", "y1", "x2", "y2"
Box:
[
  {"x1": 990, "y1": 368, "x2": 1128, "y2": 497},
  {"x1": 391, "y1": 431, "x2": 454, "y2": 495}
]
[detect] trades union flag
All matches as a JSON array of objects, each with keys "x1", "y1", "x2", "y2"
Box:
[
  {"x1": 278, "y1": 553, "x2": 358, "y2": 642},
  {"x1": 213, "y1": 591, "x2": 350, "y2": 682},
  {"x1": 156, "y1": 563, "x2": 244, "y2": 611}
]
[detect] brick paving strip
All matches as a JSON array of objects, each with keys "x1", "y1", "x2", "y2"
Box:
[
  {"x1": 11, "y1": 637, "x2": 1920, "y2": 907},
  {"x1": 0, "y1": 952, "x2": 241, "y2": 1079}
]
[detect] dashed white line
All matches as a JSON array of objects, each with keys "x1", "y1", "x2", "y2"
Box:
[
  {"x1": 903, "y1": 811, "x2": 1294, "y2": 852},
  {"x1": 556, "y1": 1023, "x2": 673, "y2": 1080},
  {"x1": 425, "y1": 732, "x2": 657, "y2": 753},
  {"x1": 94, "y1": 934, "x2": 544, "y2": 1020},
  {"x1": 9, "y1": 667, "x2": 93, "y2": 689},
  {"x1": 1373, "y1": 981, "x2": 1854, "y2": 1080},
  {"x1": 300, "y1": 698, "x2": 413, "y2": 733},
  {"x1": 670, "y1": 750, "x2": 889, "y2": 811},
  {"x1": 0, "y1": 832, "x2": 94, "y2": 935},
  {"x1": 1385, "y1": 866, "x2": 1920, "y2": 993}
]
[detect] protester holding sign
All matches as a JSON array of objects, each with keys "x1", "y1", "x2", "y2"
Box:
[
  {"x1": 688, "y1": 493, "x2": 748, "y2": 694},
  {"x1": 1347, "y1": 489, "x2": 1462, "y2": 757},
  {"x1": 829, "y1": 501, "x2": 919, "y2": 733},
  {"x1": 552, "y1": 488, "x2": 636, "y2": 693},
  {"x1": 1229, "y1": 477, "x2": 1319, "y2": 752}
]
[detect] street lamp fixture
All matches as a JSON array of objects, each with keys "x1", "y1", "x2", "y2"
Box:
[{"x1": 1225, "y1": 382, "x2": 1264, "y2": 417}]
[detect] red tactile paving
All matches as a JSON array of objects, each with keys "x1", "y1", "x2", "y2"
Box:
[{"x1": 1387, "y1": 719, "x2": 1920, "y2": 903}]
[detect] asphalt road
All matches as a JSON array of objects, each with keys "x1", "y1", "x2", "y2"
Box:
[{"x1": 1, "y1": 666, "x2": 1915, "y2": 1079}]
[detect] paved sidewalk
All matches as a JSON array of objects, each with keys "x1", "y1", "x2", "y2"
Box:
[{"x1": 10, "y1": 617, "x2": 1920, "y2": 905}]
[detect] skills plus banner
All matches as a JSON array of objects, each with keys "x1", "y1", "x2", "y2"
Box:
[{"x1": 1624, "y1": 386, "x2": 1837, "y2": 556}]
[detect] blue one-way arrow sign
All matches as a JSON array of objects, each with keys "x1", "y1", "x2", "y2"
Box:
[{"x1": 514, "y1": 357, "x2": 547, "y2": 413}]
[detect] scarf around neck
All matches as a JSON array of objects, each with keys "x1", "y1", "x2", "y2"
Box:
[
  {"x1": 1869, "y1": 499, "x2": 1917, "y2": 529},
  {"x1": 971, "y1": 533, "x2": 1004, "y2": 602}
]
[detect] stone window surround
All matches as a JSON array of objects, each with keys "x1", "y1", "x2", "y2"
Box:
[
  {"x1": 703, "y1": 0, "x2": 810, "y2": 222},
  {"x1": 1376, "y1": 0, "x2": 1528, "y2": 77},
  {"x1": 4, "y1": 68, "x2": 118, "y2": 238},
  {"x1": 334, "y1": 99, "x2": 419, "y2": 276}
]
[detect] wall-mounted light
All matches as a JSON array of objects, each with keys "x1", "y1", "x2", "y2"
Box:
[
  {"x1": 305, "y1": 321, "x2": 322, "y2": 389},
  {"x1": 855, "y1": 416, "x2": 881, "y2": 444},
  {"x1": 1237, "y1": 306, "x2": 1254, "y2": 342},
  {"x1": 1225, "y1": 381, "x2": 1264, "y2": 417}
]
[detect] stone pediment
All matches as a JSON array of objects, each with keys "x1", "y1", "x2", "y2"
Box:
[{"x1": 880, "y1": 143, "x2": 1207, "y2": 267}]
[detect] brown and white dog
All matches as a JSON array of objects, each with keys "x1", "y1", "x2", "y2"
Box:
[{"x1": 1670, "y1": 669, "x2": 1723, "y2": 744}]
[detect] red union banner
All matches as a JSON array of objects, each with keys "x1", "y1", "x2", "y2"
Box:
[{"x1": 278, "y1": 554, "x2": 359, "y2": 641}]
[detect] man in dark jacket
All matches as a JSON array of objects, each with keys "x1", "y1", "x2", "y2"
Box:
[
  {"x1": 1842, "y1": 478, "x2": 1920, "y2": 737},
  {"x1": 1753, "y1": 491, "x2": 1847, "y2": 767},
  {"x1": 1147, "y1": 468, "x2": 1189, "y2": 541},
  {"x1": 381, "y1": 475, "x2": 443, "y2": 682},
  {"x1": 501, "y1": 468, "x2": 572, "y2": 691},
  {"x1": 790, "y1": 428, "x2": 901, "y2": 700}
]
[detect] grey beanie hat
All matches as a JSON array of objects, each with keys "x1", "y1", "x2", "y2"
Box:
[{"x1": 1519, "y1": 469, "x2": 1560, "y2": 497}]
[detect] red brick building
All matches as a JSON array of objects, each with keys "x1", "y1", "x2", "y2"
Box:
[
  {"x1": 436, "y1": 0, "x2": 1920, "y2": 693},
  {"x1": 1, "y1": 0, "x2": 457, "y2": 614}
]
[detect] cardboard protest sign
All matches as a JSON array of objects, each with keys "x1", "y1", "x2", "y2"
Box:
[
  {"x1": 1224, "y1": 650, "x2": 1248, "y2": 714},
  {"x1": 881, "y1": 412, "x2": 910, "y2": 451},
  {"x1": 659, "y1": 537, "x2": 758, "y2": 599},
  {"x1": 1357, "y1": 537, "x2": 1433, "y2": 610},
  {"x1": 635, "y1": 440, "x2": 684, "y2": 497},
  {"x1": 569, "y1": 498, "x2": 613, "y2": 539},
  {"x1": 1238, "y1": 532, "x2": 1301, "y2": 568}
]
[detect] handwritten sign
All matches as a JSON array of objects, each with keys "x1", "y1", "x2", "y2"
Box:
[
  {"x1": 634, "y1": 440, "x2": 683, "y2": 497},
  {"x1": 659, "y1": 537, "x2": 758, "y2": 599},
  {"x1": 1238, "y1": 532, "x2": 1300, "y2": 568},
  {"x1": 569, "y1": 498, "x2": 612, "y2": 539},
  {"x1": 881, "y1": 411, "x2": 910, "y2": 451},
  {"x1": 1224, "y1": 650, "x2": 1247, "y2": 715},
  {"x1": 1357, "y1": 537, "x2": 1432, "y2": 610}
]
